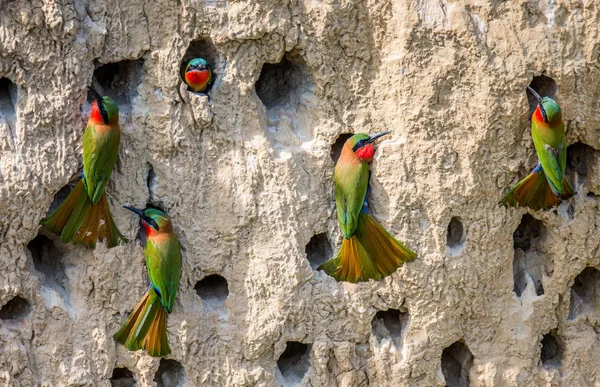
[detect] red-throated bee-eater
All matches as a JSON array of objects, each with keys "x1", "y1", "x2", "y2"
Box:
[
  {"x1": 500, "y1": 86, "x2": 574, "y2": 210},
  {"x1": 318, "y1": 132, "x2": 416, "y2": 282},
  {"x1": 40, "y1": 88, "x2": 126, "y2": 248},
  {"x1": 114, "y1": 207, "x2": 181, "y2": 357},
  {"x1": 183, "y1": 58, "x2": 213, "y2": 93}
]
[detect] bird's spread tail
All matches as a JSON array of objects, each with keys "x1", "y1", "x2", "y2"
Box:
[
  {"x1": 500, "y1": 166, "x2": 574, "y2": 211},
  {"x1": 40, "y1": 180, "x2": 126, "y2": 248},
  {"x1": 318, "y1": 213, "x2": 416, "y2": 283},
  {"x1": 114, "y1": 289, "x2": 171, "y2": 357}
]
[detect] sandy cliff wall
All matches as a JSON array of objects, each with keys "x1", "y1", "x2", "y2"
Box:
[{"x1": 2, "y1": 0, "x2": 600, "y2": 386}]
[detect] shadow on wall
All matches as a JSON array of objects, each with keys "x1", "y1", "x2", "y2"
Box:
[{"x1": 305, "y1": 233, "x2": 333, "y2": 270}]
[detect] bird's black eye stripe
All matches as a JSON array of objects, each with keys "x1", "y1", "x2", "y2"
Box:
[
  {"x1": 149, "y1": 219, "x2": 160, "y2": 231},
  {"x1": 352, "y1": 139, "x2": 367, "y2": 152},
  {"x1": 99, "y1": 102, "x2": 109, "y2": 124}
]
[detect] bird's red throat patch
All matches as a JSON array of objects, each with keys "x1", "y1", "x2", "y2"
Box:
[
  {"x1": 89, "y1": 101, "x2": 104, "y2": 123},
  {"x1": 356, "y1": 144, "x2": 375, "y2": 161},
  {"x1": 186, "y1": 70, "x2": 209, "y2": 88}
]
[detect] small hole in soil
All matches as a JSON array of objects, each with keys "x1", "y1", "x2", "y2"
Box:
[
  {"x1": 146, "y1": 162, "x2": 159, "y2": 208},
  {"x1": 256, "y1": 52, "x2": 312, "y2": 110},
  {"x1": 441, "y1": 341, "x2": 473, "y2": 387},
  {"x1": 46, "y1": 176, "x2": 80, "y2": 214},
  {"x1": 330, "y1": 133, "x2": 354, "y2": 163},
  {"x1": 110, "y1": 367, "x2": 135, "y2": 387},
  {"x1": 0, "y1": 295, "x2": 31, "y2": 321},
  {"x1": 447, "y1": 217, "x2": 465, "y2": 255},
  {"x1": 371, "y1": 309, "x2": 409, "y2": 347},
  {"x1": 27, "y1": 235, "x2": 68, "y2": 291},
  {"x1": 540, "y1": 330, "x2": 563, "y2": 368},
  {"x1": 93, "y1": 59, "x2": 144, "y2": 108},
  {"x1": 567, "y1": 142, "x2": 595, "y2": 177},
  {"x1": 277, "y1": 341, "x2": 311, "y2": 386},
  {"x1": 512, "y1": 214, "x2": 550, "y2": 297},
  {"x1": 568, "y1": 267, "x2": 600, "y2": 320},
  {"x1": 305, "y1": 233, "x2": 332, "y2": 270},
  {"x1": 195, "y1": 274, "x2": 229, "y2": 308},
  {"x1": 527, "y1": 75, "x2": 558, "y2": 114},
  {"x1": 0, "y1": 77, "x2": 18, "y2": 130},
  {"x1": 154, "y1": 359, "x2": 186, "y2": 387}
]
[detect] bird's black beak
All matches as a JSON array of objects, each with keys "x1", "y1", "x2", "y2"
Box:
[
  {"x1": 527, "y1": 86, "x2": 542, "y2": 103},
  {"x1": 366, "y1": 131, "x2": 391, "y2": 144},
  {"x1": 123, "y1": 205, "x2": 160, "y2": 231},
  {"x1": 88, "y1": 87, "x2": 102, "y2": 102},
  {"x1": 123, "y1": 205, "x2": 144, "y2": 217},
  {"x1": 527, "y1": 86, "x2": 548, "y2": 122}
]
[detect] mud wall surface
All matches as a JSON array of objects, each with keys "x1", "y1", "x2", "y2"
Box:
[{"x1": 2, "y1": 0, "x2": 600, "y2": 386}]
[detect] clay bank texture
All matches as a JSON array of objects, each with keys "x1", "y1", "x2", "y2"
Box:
[{"x1": 1, "y1": 0, "x2": 600, "y2": 386}]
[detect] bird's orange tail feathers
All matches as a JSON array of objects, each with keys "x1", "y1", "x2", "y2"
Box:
[
  {"x1": 500, "y1": 166, "x2": 574, "y2": 211},
  {"x1": 113, "y1": 289, "x2": 171, "y2": 357},
  {"x1": 318, "y1": 213, "x2": 416, "y2": 283},
  {"x1": 40, "y1": 180, "x2": 126, "y2": 248}
]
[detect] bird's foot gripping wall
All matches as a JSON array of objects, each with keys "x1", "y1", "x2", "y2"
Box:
[{"x1": 2, "y1": 0, "x2": 600, "y2": 386}]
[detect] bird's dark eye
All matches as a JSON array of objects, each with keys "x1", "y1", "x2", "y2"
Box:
[{"x1": 149, "y1": 219, "x2": 160, "y2": 231}]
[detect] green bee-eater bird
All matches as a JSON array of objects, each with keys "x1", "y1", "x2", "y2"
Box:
[
  {"x1": 500, "y1": 86, "x2": 574, "y2": 210},
  {"x1": 114, "y1": 207, "x2": 181, "y2": 357},
  {"x1": 40, "y1": 88, "x2": 126, "y2": 248},
  {"x1": 183, "y1": 58, "x2": 213, "y2": 93},
  {"x1": 318, "y1": 132, "x2": 416, "y2": 283}
]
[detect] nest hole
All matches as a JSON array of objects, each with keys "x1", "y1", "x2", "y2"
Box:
[
  {"x1": 441, "y1": 341, "x2": 473, "y2": 387},
  {"x1": 195, "y1": 274, "x2": 229, "y2": 308},
  {"x1": 305, "y1": 233, "x2": 332, "y2": 270},
  {"x1": 277, "y1": 341, "x2": 311, "y2": 386},
  {"x1": 27, "y1": 235, "x2": 68, "y2": 291},
  {"x1": 567, "y1": 142, "x2": 595, "y2": 190},
  {"x1": 540, "y1": 330, "x2": 563, "y2": 368},
  {"x1": 93, "y1": 59, "x2": 144, "y2": 108},
  {"x1": 256, "y1": 51, "x2": 313, "y2": 111},
  {"x1": 371, "y1": 308, "x2": 409, "y2": 347},
  {"x1": 0, "y1": 295, "x2": 31, "y2": 321},
  {"x1": 180, "y1": 38, "x2": 222, "y2": 91},
  {"x1": 154, "y1": 359, "x2": 186, "y2": 387},
  {"x1": 330, "y1": 133, "x2": 354, "y2": 163},
  {"x1": 0, "y1": 77, "x2": 18, "y2": 129},
  {"x1": 527, "y1": 75, "x2": 558, "y2": 114},
  {"x1": 446, "y1": 217, "x2": 465, "y2": 255},
  {"x1": 110, "y1": 367, "x2": 135, "y2": 387},
  {"x1": 513, "y1": 214, "x2": 550, "y2": 297},
  {"x1": 568, "y1": 267, "x2": 600, "y2": 320}
]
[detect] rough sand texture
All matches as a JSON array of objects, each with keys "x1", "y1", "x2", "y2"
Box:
[{"x1": 1, "y1": 0, "x2": 600, "y2": 386}]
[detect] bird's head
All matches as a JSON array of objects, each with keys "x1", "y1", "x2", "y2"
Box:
[
  {"x1": 88, "y1": 88, "x2": 119, "y2": 125},
  {"x1": 344, "y1": 131, "x2": 391, "y2": 162},
  {"x1": 186, "y1": 58, "x2": 209, "y2": 73},
  {"x1": 527, "y1": 86, "x2": 562, "y2": 125},
  {"x1": 124, "y1": 206, "x2": 172, "y2": 236}
]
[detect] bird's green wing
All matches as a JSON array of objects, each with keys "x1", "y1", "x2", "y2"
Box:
[
  {"x1": 145, "y1": 236, "x2": 181, "y2": 313},
  {"x1": 82, "y1": 123, "x2": 120, "y2": 204},
  {"x1": 335, "y1": 163, "x2": 369, "y2": 239},
  {"x1": 531, "y1": 121, "x2": 564, "y2": 196}
]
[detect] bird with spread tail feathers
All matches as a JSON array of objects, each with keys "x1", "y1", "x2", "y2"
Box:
[
  {"x1": 114, "y1": 207, "x2": 181, "y2": 357},
  {"x1": 318, "y1": 132, "x2": 416, "y2": 282},
  {"x1": 500, "y1": 86, "x2": 574, "y2": 210},
  {"x1": 40, "y1": 88, "x2": 126, "y2": 248}
]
